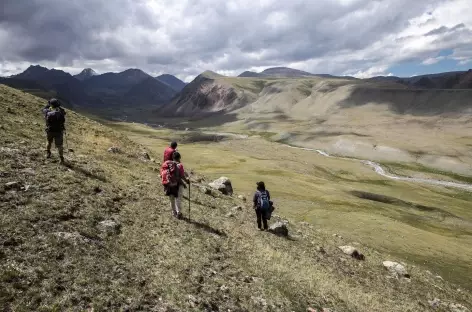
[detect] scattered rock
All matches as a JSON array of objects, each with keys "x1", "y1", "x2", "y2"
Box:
[
  {"x1": 251, "y1": 296, "x2": 267, "y2": 307},
  {"x1": 338, "y1": 246, "x2": 365, "y2": 260},
  {"x1": 435, "y1": 275, "x2": 444, "y2": 280},
  {"x1": 0, "y1": 147, "x2": 20, "y2": 154},
  {"x1": 428, "y1": 298, "x2": 441, "y2": 309},
  {"x1": 19, "y1": 141, "x2": 26, "y2": 145},
  {"x1": 5, "y1": 181, "x2": 22, "y2": 191},
  {"x1": 107, "y1": 146, "x2": 121, "y2": 153},
  {"x1": 307, "y1": 308, "x2": 317, "y2": 312},
  {"x1": 268, "y1": 221, "x2": 289, "y2": 237},
  {"x1": 187, "y1": 295, "x2": 200, "y2": 308},
  {"x1": 68, "y1": 148, "x2": 74, "y2": 153},
  {"x1": 53, "y1": 232, "x2": 90, "y2": 244},
  {"x1": 7, "y1": 107, "x2": 14, "y2": 114},
  {"x1": 139, "y1": 151, "x2": 151, "y2": 161},
  {"x1": 21, "y1": 168, "x2": 36, "y2": 175},
  {"x1": 93, "y1": 186, "x2": 102, "y2": 193},
  {"x1": 232, "y1": 205, "x2": 242, "y2": 211},
  {"x1": 225, "y1": 212, "x2": 235, "y2": 218},
  {"x1": 98, "y1": 220, "x2": 121, "y2": 234},
  {"x1": 332, "y1": 233, "x2": 343, "y2": 239},
  {"x1": 200, "y1": 186, "x2": 212, "y2": 195},
  {"x1": 238, "y1": 195, "x2": 246, "y2": 201},
  {"x1": 449, "y1": 303, "x2": 469, "y2": 312},
  {"x1": 208, "y1": 177, "x2": 233, "y2": 195},
  {"x1": 316, "y1": 246, "x2": 326, "y2": 254},
  {"x1": 219, "y1": 285, "x2": 229, "y2": 293},
  {"x1": 383, "y1": 261, "x2": 410, "y2": 278}
]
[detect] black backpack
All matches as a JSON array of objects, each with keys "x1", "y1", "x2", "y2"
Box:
[{"x1": 46, "y1": 108, "x2": 65, "y2": 131}]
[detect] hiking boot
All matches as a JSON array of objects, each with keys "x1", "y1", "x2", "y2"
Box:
[
  {"x1": 60, "y1": 156, "x2": 65, "y2": 164},
  {"x1": 177, "y1": 212, "x2": 183, "y2": 220},
  {"x1": 46, "y1": 151, "x2": 51, "y2": 159}
]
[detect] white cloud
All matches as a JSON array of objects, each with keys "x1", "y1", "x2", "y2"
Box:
[{"x1": 0, "y1": 0, "x2": 471, "y2": 81}]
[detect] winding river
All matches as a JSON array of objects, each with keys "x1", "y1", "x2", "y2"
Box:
[{"x1": 282, "y1": 144, "x2": 472, "y2": 192}]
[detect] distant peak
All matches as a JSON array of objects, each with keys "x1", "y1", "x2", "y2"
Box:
[
  {"x1": 81, "y1": 68, "x2": 97, "y2": 74},
  {"x1": 74, "y1": 68, "x2": 98, "y2": 80},
  {"x1": 200, "y1": 70, "x2": 224, "y2": 79}
]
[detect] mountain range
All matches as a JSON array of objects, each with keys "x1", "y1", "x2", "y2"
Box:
[
  {"x1": 0, "y1": 65, "x2": 187, "y2": 118},
  {"x1": 1, "y1": 64, "x2": 471, "y2": 120}
]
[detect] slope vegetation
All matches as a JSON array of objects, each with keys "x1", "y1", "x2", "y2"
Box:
[{"x1": 1, "y1": 84, "x2": 471, "y2": 311}]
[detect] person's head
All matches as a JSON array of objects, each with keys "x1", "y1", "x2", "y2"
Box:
[
  {"x1": 49, "y1": 98, "x2": 60, "y2": 108},
  {"x1": 256, "y1": 181, "x2": 266, "y2": 191},
  {"x1": 172, "y1": 151, "x2": 181, "y2": 162},
  {"x1": 170, "y1": 141, "x2": 178, "y2": 149}
]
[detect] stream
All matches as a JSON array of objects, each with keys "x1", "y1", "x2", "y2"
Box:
[{"x1": 282, "y1": 144, "x2": 472, "y2": 191}]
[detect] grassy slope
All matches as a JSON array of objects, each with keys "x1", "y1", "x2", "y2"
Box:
[
  {"x1": 109, "y1": 123, "x2": 472, "y2": 289},
  {"x1": 1, "y1": 84, "x2": 471, "y2": 312}
]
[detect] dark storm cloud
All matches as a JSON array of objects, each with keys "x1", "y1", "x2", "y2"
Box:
[
  {"x1": 0, "y1": 0, "x2": 158, "y2": 62},
  {"x1": 0, "y1": 0, "x2": 470, "y2": 79}
]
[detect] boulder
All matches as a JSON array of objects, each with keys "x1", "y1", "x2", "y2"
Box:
[
  {"x1": 5, "y1": 181, "x2": 22, "y2": 191},
  {"x1": 98, "y1": 220, "x2": 121, "y2": 234},
  {"x1": 107, "y1": 146, "x2": 121, "y2": 153},
  {"x1": 383, "y1": 261, "x2": 410, "y2": 278},
  {"x1": 208, "y1": 177, "x2": 233, "y2": 195},
  {"x1": 269, "y1": 221, "x2": 289, "y2": 236},
  {"x1": 316, "y1": 246, "x2": 326, "y2": 254},
  {"x1": 53, "y1": 232, "x2": 90, "y2": 245},
  {"x1": 139, "y1": 151, "x2": 151, "y2": 161},
  {"x1": 238, "y1": 195, "x2": 247, "y2": 202},
  {"x1": 338, "y1": 245, "x2": 365, "y2": 260}
]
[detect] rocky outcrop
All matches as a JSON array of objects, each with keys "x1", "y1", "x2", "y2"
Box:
[
  {"x1": 269, "y1": 221, "x2": 289, "y2": 236},
  {"x1": 208, "y1": 177, "x2": 233, "y2": 195},
  {"x1": 383, "y1": 261, "x2": 410, "y2": 278},
  {"x1": 338, "y1": 245, "x2": 365, "y2": 260},
  {"x1": 107, "y1": 146, "x2": 121, "y2": 153}
]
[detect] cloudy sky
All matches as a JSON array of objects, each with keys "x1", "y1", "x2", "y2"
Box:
[{"x1": 1, "y1": 0, "x2": 471, "y2": 82}]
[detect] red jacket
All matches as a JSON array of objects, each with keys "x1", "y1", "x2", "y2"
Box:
[{"x1": 163, "y1": 147, "x2": 176, "y2": 162}]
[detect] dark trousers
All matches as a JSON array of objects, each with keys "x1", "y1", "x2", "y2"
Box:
[{"x1": 255, "y1": 208, "x2": 268, "y2": 230}]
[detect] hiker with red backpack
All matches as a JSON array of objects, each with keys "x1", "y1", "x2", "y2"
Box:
[
  {"x1": 253, "y1": 181, "x2": 274, "y2": 231},
  {"x1": 161, "y1": 151, "x2": 190, "y2": 219},
  {"x1": 42, "y1": 98, "x2": 67, "y2": 164},
  {"x1": 163, "y1": 141, "x2": 177, "y2": 162}
]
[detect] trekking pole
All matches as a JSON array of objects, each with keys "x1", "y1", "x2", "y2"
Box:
[
  {"x1": 187, "y1": 182, "x2": 191, "y2": 222},
  {"x1": 65, "y1": 130, "x2": 69, "y2": 153}
]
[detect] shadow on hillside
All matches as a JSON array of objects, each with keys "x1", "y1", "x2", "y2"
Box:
[
  {"x1": 64, "y1": 162, "x2": 107, "y2": 182},
  {"x1": 349, "y1": 190, "x2": 457, "y2": 218},
  {"x1": 339, "y1": 86, "x2": 472, "y2": 116},
  {"x1": 181, "y1": 217, "x2": 227, "y2": 237}
]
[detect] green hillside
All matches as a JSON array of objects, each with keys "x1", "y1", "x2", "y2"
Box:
[{"x1": 1, "y1": 84, "x2": 471, "y2": 312}]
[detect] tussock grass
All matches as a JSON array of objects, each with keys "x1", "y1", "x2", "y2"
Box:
[{"x1": 1, "y1": 84, "x2": 471, "y2": 312}]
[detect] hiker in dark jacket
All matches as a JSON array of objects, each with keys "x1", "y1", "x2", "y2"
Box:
[
  {"x1": 163, "y1": 141, "x2": 178, "y2": 162},
  {"x1": 42, "y1": 98, "x2": 66, "y2": 164},
  {"x1": 253, "y1": 181, "x2": 272, "y2": 231}
]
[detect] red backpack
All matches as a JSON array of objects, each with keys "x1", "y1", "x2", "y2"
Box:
[{"x1": 161, "y1": 160, "x2": 181, "y2": 187}]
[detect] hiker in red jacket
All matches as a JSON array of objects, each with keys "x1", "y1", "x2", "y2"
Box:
[
  {"x1": 162, "y1": 151, "x2": 189, "y2": 219},
  {"x1": 163, "y1": 141, "x2": 178, "y2": 162}
]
